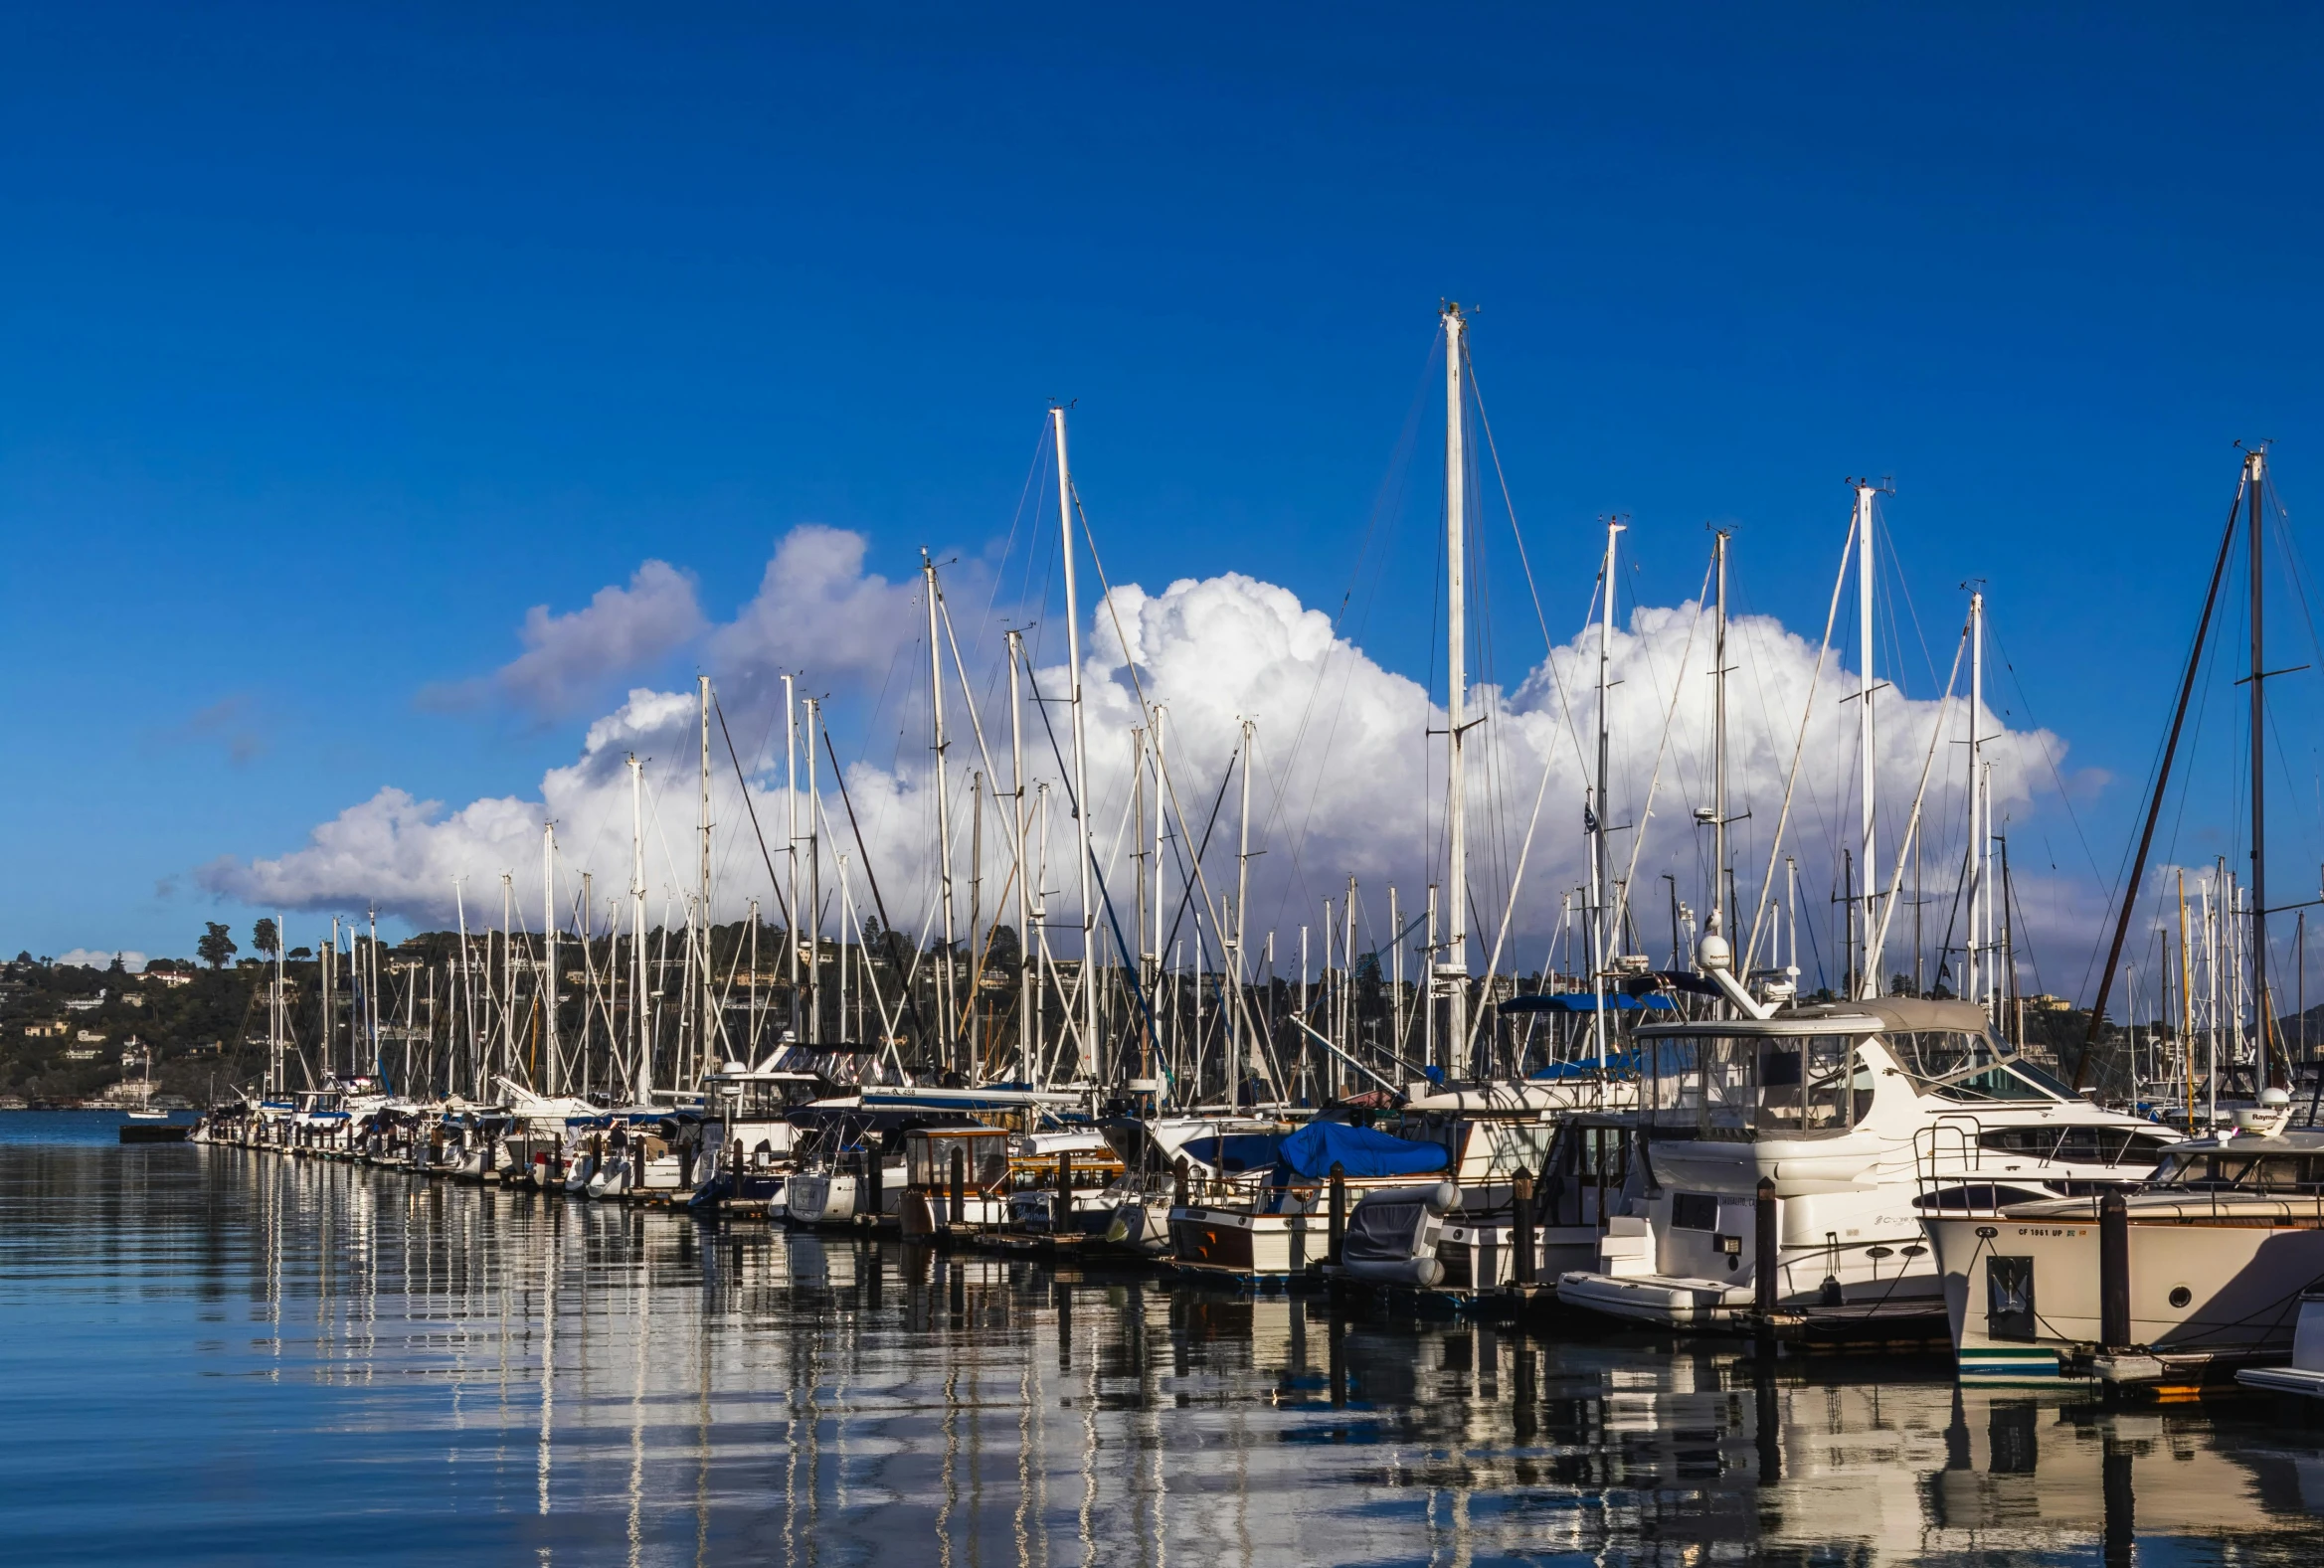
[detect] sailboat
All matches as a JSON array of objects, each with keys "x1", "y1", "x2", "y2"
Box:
[{"x1": 123, "y1": 1038, "x2": 168, "y2": 1119}]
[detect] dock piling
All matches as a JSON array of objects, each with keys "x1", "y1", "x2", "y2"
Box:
[
  {"x1": 1754, "y1": 1178, "x2": 1779, "y2": 1316},
  {"x1": 1513, "y1": 1168, "x2": 1536, "y2": 1286},
  {"x1": 1327, "y1": 1162, "x2": 1346, "y2": 1267},
  {"x1": 2100, "y1": 1187, "x2": 2131, "y2": 1351}
]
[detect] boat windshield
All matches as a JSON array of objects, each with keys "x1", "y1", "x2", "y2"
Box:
[
  {"x1": 2149, "y1": 1149, "x2": 2324, "y2": 1193},
  {"x1": 1640, "y1": 1033, "x2": 1872, "y2": 1136},
  {"x1": 1886, "y1": 1030, "x2": 2066, "y2": 1102}
]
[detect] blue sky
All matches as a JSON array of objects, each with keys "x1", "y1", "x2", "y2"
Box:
[{"x1": 6, "y1": 4, "x2": 2324, "y2": 979}]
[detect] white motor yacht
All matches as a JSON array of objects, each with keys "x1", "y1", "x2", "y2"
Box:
[{"x1": 1557, "y1": 996, "x2": 2178, "y2": 1328}]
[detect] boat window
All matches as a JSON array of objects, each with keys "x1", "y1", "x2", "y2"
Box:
[
  {"x1": 1641, "y1": 1033, "x2": 1867, "y2": 1135},
  {"x1": 1671, "y1": 1192, "x2": 1720, "y2": 1230},
  {"x1": 1932, "y1": 1065, "x2": 2057, "y2": 1103},
  {"x1": 907, "y1": 1138, "x2": 954, "y2": 1187},
  {"x1": 1887, "y1": 1030, "x2": 1995, "y2": 1080},
  {"x1": 1891, "y1": 1030, "x2": 2066, "y2": 1103},
  {"x1": 1977, "y1": 1127, "x2": 2179, "y2": 1165},
  {"x1": 1914, "y1": 1183, "x2": 2052, "y2": 1212},
  {"x1": 2007, "y1": 1059, "x2": 2080, "y2": 1098},
  {"x1": 1756, "y1": 1035, "x2": 1863, "y2": 1132},
  {"x1": 2153, "y1": 1151, "x2": 2324, "y2": 1192}
]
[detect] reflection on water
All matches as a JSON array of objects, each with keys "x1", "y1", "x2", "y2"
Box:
[{"x1": 4, "y1": 1125, "x2": 2323, "y2": 1566}]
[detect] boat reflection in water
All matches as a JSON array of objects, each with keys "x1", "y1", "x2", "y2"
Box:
[{"x1": 4, "y1": 1133, "x2": 2323, "y2": 1566}]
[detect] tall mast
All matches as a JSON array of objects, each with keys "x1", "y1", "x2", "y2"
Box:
[
  {"x1": 968, "y1": 772, "x2": 983, "y2": 1078},
  {"x1": 1151, "y1": 707, "x2": 1167, "y2": 1095},
  {"x1": 1441, "y1": 302, "x2": 1472, "y2": 1067},
  {"x1": 326, "y1": 916, "x2": 338, "y2": 1079},
  {"x1": 1132, "y1": 725, "x2": 1149, "y2": 1085},
  {"x1": 1389, "y1": 884, "x2": 1404, "y2": 1064},
  {"x1": 697, "y1": 675, "x2": 714, "y2": 1086},
  {"x1": 804, "y1": 696, "x2": 823, "y2": 1046},
  {"x1": 746, "y1": 897, "x2": 760, "y2": 1062},
  {"x1": 627, "y1": 754, "x2": 646, "y2": 1100},
  {"x1": 1589, "y1": 520, "x2": 1621, "y2": 1065},
  {"x1": 923, "y1": 552, "x2": 958, "y2": 1074},
  {"x1": 1033, "y1": 784, "x2": 1053, "y2": 1086},
  {"x1": 1967, "y1": 590, "x2": 1986, "y2": 1017},
  {"x1": 783, "y1": 674, "x2": 801, "y2": 1044},
  {"x1": 1855, "y1": 479, "x2": 1880, "y2": 998},
  {"x1": 1007, "y1": 630, "x2": 1032, "y2": 1081},
  {"x1": 1052, "y1": 407, "x2": 1098, "y2": 1082},
  {"x1": 454, "y1": 881, "x2": 475, "y2": 1097},
  {"x1": 542, "y1": 821, "x2": 559, "y2": 1094},
  {"x1": 270, "y1": 913, "x2": 285, "y2": 1097},
  {"x1": 498, "y1": 876, "x2": 514, "y2": 1086},
  {"x1": 578, "y1": 873, "x2": 592, "y2": 1095},
  {"x1": 2246, "y1": 446, "x2": 2274, "y2": 1082},
  {"x1": 1710, "y1": 528, "x2": 1730, "y2": 933},
  {"x1": 1423, "y1": 883, "x2": 1438, "y2": 1072},
  {"x1": 1233, "y1": 716, "x2": 1255, "y2": 1104}
]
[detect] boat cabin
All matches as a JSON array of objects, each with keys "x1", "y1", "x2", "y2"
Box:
[
  {"x1": 897, "y1": 1125, "x2": 1014, "y2": 1237},
  {"x1": 904, "y1": 1125, "x2": 1011, "y2": 1191}
]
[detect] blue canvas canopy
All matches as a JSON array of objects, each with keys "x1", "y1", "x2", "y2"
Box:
[{"x1": 1276, "y1": 1121, "x2": 1450, "y2": 1180}]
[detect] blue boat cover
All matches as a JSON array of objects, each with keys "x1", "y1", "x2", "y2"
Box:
[
  {"x1": 1181, "y1": 1132, "x2": 1286, "y2": 1173},
  {"x1": 1276, "y1": 1121, "x2": 1450, "y2": 1179},
  {"x1": 1531, "y1": 1047, "x2": 1642, "y2": 1080},
  {"x1": 1500, "y1": 991, "x2": 1676, "y2": 1013}
]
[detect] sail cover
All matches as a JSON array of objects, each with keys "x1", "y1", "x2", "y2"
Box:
[{"x1": 1277, "y1": 1121, "x2": 1450, "y2": 1180}]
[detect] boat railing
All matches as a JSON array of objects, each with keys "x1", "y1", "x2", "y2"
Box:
[
  {"x1": 1178, "y1": 1172, "x2": 1326, "y2": 1212},
  {"x1": 1912, "y1": 1115, "x2": 1997, "y2": 1213}
]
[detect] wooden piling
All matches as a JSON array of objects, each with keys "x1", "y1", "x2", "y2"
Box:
[{"x1": 1513, "y1": 1167, "x2": 1536, "y2": 1286}]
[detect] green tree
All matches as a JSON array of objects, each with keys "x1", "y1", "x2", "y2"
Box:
[
  {"x1": 197, "y1": 922, "x2": 238, "y2": 970},
  {"x1": 983, "y1": 924, "x2": 1022, "y2": 975},
  {"x1": 253, "y1": 918, "x2": 279, "y2": 958}
]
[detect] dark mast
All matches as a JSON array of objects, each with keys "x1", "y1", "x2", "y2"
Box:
[
  {"x1": 2074, "y1": 465, "x2": 2244, "y2": 1090},
  {"x1": 2244, "y1": 444, "x2": 2275, "y2": 1089}
]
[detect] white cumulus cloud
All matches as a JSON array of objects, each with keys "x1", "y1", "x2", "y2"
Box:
[
  {"x1": 55, "y1": 949, "x2": 148, "y2": 971},
  {"x1": 429, "y1": 559, "x2": 707, "y2": 719},
  {"x1": 199, "y1": 531, "x2": 2074, "y2": 1001}
]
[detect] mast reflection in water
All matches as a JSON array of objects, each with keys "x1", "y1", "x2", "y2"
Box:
[{"x1": 5, "y1": 1121, "x2": 2323, "y2": 1566}]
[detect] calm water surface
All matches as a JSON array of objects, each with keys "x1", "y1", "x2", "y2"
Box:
[{"x1": 5, "y1": 1112, "x2": 2324, "y2": 1565}]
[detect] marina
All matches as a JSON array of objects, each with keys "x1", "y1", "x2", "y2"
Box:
[
  {"x1": 142, "y1": 324, "x2": 2324, "y2": 1399},
  {"x1": 11, "y1": 1112, "x2": 2324, "y2": 1565}
]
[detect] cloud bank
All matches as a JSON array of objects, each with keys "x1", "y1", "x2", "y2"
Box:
[
  {"x1": 55, "y1": 949, "x2": 147, "y2": 971},
  {"x1": 202, "y1": 527, "x2": 2073, "y2": 992}
]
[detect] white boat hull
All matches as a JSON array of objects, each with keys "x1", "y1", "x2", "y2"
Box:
[{"x1": 1928, "y1": 1212, "x2": 2324, "y2": 1379}]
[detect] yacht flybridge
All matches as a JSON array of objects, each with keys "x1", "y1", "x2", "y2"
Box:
[{"x1": 1556, "y1": 995, "x2": 2178, "y2": 1328}]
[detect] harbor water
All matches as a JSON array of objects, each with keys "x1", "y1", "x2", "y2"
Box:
[{"x1": 7, "y1": 1115, "x2": 2324, "y2": 1566}]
